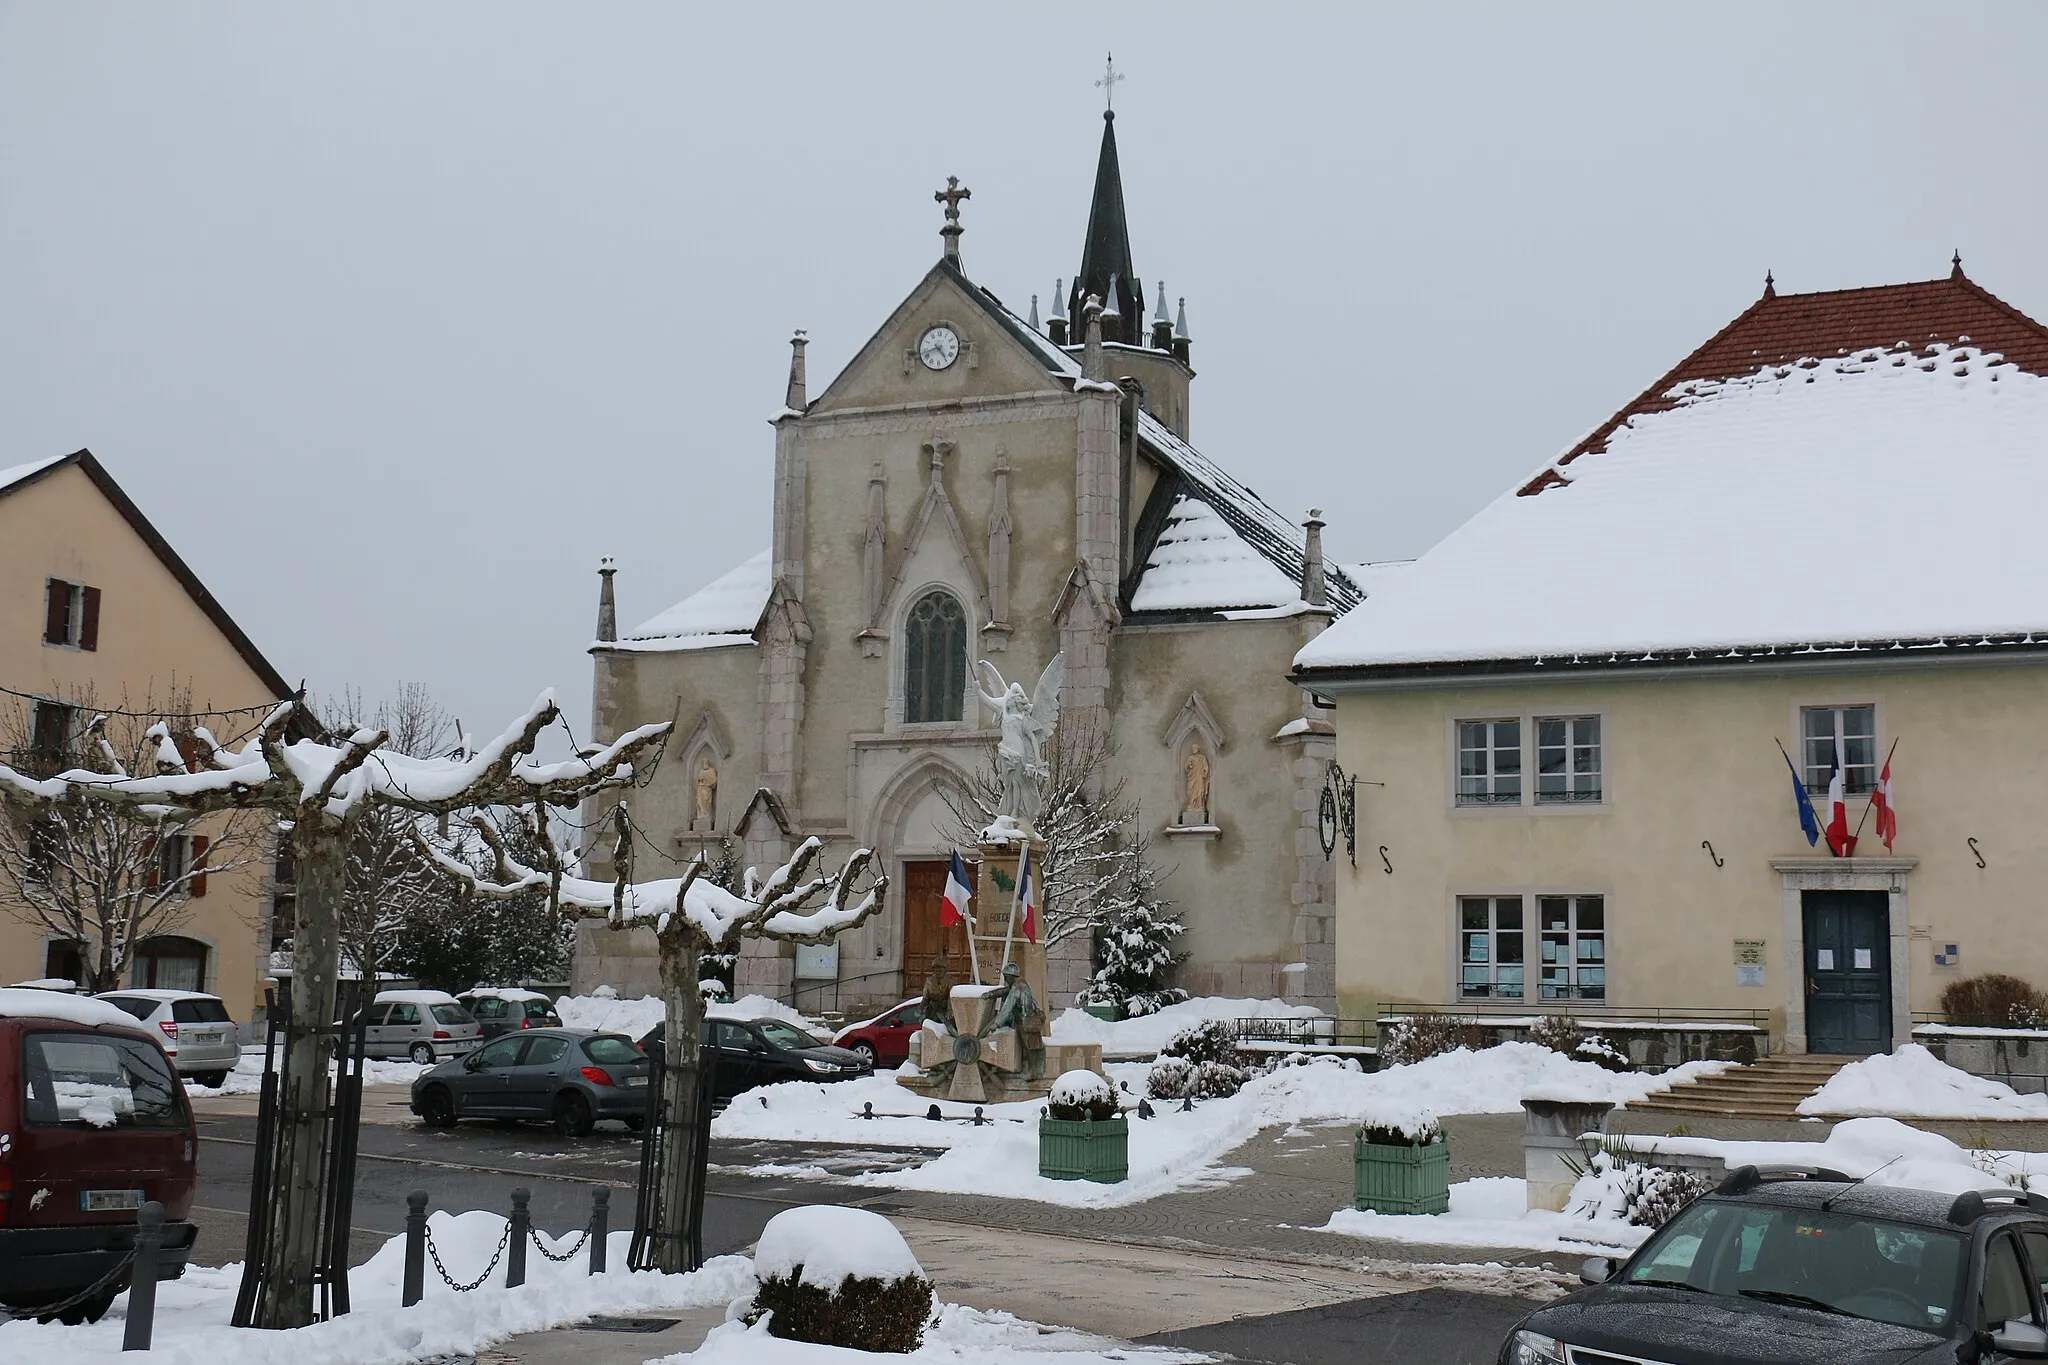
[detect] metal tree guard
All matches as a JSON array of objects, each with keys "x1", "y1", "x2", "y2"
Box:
[
  {"x1": 629, "y1": 1040, "x2": 718, "y2": 1273},
  {"x1": 231, "y1": 980, "x2": 369, "y2": 1326}
]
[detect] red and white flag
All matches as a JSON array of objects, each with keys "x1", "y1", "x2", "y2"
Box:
[
  {"x1": 940, "y1": 851, "x2": 974, "y2": 928},
  {"x1": 1824, "y1": 739, "x2": 1857, "y2": 858},
  {"x1": 1872, "y1": 750, "x2": 1898, "y2": 852}
]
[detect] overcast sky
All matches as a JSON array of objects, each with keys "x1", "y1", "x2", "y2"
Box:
[{"x1": 5, "y1": 4, "x2": 2044, "y2": 742}]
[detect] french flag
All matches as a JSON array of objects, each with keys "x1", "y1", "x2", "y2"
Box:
[
  {"x1": 940, "y1": 851, "x2": 974, "y2": 928},
  {"x1": 1016, "y1": 846, "x2": 1040, "y2": 945},
  {"x1": 1824, "y1": 740, "x2": 1857, "y2": 858}
]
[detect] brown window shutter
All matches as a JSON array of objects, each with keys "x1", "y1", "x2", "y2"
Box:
[
  {"x1": 143, "y1": 834, "x2": 161, "y2": 891},
  {"x1": 45, "y1": 578, "x2": 71, "y2": 644},
  {"x1": 78, "y1": 586, "x2": 101, "y2": 651},
  {"x1": 189, "y1": 835, "x2": 210, "y2": 896}
]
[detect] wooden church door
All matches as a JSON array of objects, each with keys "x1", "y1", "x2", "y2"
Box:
[{"x1": 901, "y1": 858, "x2": 973, "y2": 993}]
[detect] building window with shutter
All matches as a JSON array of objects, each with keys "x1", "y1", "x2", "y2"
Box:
[
  {"x1": 28, "y1": 699, "x2": 77, "y2": 775},
  {"x1": 150, "y1": 832, "x2": 206, "y2": 895},
  {"x1": 42, "y1": 578, "x2": 101, "y2": 651},
  {"x1": 902, "y1": 589, "x2": 967, "y2": 724}
]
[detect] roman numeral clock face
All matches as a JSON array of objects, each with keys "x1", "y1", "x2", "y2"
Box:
[{"x1": 918, "y1": 324, "x2": 961, "y2": 370}]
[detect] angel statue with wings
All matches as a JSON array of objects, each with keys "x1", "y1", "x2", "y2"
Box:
[{"x1": 975, "y1": 652, "x2": 1064, "y2": 828}]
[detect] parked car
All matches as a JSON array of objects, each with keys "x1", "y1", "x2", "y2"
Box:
[
  {"x1": 409, "y1": 1028, "x2": 649, "y2": 1137},
  {"x1": 96, "y1": 989, "x2": 239, "y2": 1088},
  {"x1": 832, "y1": 998, "x2": 926, "y2": 1067},
  {"x1": 361, "y1": 989, "x2": 481, "y2": 1063},
  {"x1": 0, "y1": 987, "x2": 200, "y2": 1324},
  {"x1": 457, "y1": 988, "x2": 563, "y2": 1039},
  {"x1": 637, "y1": 1016, "x2": 871, "y2": 1104},
  {"x1": 1500, "y1": 1165, "x2": 2048, "y2": 1365}
]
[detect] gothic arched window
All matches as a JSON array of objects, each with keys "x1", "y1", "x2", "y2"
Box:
[{"x1": 903, "y1": 590, "x2": 967, "y2": 723}]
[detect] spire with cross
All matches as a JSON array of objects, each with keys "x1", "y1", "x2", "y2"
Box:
[
  {"x1": 1096, "y1": 52, "x2": 1124, "y2": 113},
  {"x1": 935, "y1": 175, "x2": 971, "y2": 262}
]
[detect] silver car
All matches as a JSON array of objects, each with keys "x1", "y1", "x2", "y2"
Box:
[
  {"x1": 96, "y1": 989, "x2": 240, "y2": 1087},
  {"x1": 363, "y1": 990, "x2": 481, "y2": 1063}
]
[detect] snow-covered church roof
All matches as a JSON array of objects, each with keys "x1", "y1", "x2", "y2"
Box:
[
  {"x1": 612, "y1": 549, "x2": 771, "y2": 652},
  {"x1": 1297, "y1": 270, "x2": 2048, "y2": 678},
  {"x1": 1131, "y1": 495, "x2": 1301, "y2": 612}
]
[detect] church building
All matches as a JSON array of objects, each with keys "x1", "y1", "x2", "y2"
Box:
[{"x1": 580, "y1": 109, "x2": 1359, "y2": 1017}]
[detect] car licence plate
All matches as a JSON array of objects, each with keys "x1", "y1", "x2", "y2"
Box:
[
  {"x1": 624, "y1": 1074, "x2": 647, "y2": 1087},
  {"x1": 82, "y1": 1189, "x2": 143, "y2": 1212}
]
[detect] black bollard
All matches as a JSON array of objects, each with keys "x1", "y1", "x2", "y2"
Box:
[
  {"x1": 925, "y1": 1104, "x2": 942, "y2": 1121},
  {"x1": 122, "y1": 1202, "x2": 164, "y2": 1352},
  {"x1": 402, "y1": 1191, "x2": 428, "y2": 1307},
  {"x1": 588, "y1": 1188, "x2": 609, "y2": 1276},
  {"x1": 506, "y1": 1187, "x2": 531, "y2": 1288}
]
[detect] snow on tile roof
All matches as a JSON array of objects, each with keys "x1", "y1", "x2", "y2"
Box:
[
  {"x1": 1132, "y1": 495, "x2": 1302, "y2": 612},
  {"x1": 1345, "y1": 560, "x2": 1415, "y2": 597},
  {"x1": 1298, "y1": 341, "x2": 2048, "y2": 672},
  {"x1": 612, "y1": 549, "x2": 771, "y2": 652}
]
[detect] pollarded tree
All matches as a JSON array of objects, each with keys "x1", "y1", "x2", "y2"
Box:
[
  {"x1": 417, "y1": 805, "x2": 884, "y2": 1273},
  {"x1": 0, "y1": 688, "x2": 264, "y2": 992},
  {"x1": 0, "y1": 691, "x2": 668, "y2": 1328}
]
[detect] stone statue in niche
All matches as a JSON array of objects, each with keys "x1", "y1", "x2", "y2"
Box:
[
  {"x1": 693, "y1": 756, "x2": 718, "y2": 830},
  {"x1": 1182, "y1": 746, "x2": 1211, "y2": 825}
]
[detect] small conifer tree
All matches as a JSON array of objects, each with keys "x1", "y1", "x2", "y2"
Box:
[{"x1": 1083, "y1": 838, "x2": 1187, "y2": 1017}]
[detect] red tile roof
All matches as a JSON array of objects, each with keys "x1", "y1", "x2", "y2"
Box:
[{"x1": 1519, "y1": 267, "x2": 2048, "y2": 497}]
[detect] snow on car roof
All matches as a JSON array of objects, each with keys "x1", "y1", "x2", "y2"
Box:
[
  {"x1": 460, "y1": 987, "x2": 550, "y2": 1002},
  {"x1": 0, "y1": 986, "x2": 155, "y2": 1029},
  {"x1": 375, "y1": 989, "x2": 462, "y2": 1005},
  {"x1": 97, "y1": 989, "x2": 224, "y2": 1003}
]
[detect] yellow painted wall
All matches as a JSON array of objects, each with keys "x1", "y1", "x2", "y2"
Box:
[
  {"x1": 0, "y1": 460, "x2": 287, "y2": 1018},
  {"x1": 1331, "y1": 661, "x2": 2048, "y2": 1046}
]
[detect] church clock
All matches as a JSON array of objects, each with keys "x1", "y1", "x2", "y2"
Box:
[{"x1": 917, "y1": 324, "x2": 961, "y2": 370}]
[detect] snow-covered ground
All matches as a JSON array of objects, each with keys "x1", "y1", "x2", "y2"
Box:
[
  {"x1": 184, "y1": 1048, "x2": 428, "y2": 1098},
  {"x1": 1044, "y1": 997, "x2": 1325, "y2": 1056},
  {"x1": 1320, "y1": 1176, "x2": 1647, "y2": 1258},
  {"x1": 1624, "y1": 1115, "x2": 2042, "y2": 1196},
  {"x1": 669, "y1": 1307, "x2": 1209, "y2": 1363},
  {"x1": 0, "y1": 1211, "x2": 751, "y2": 1364},
  {"x1": 554, "y1": 992, "x2": 822, "y2": 1040},
  {"x1": 1797, "y1": 1044, "x2": 2048, "y2": 1119},
  {"x1": 715, "y1": 1044, "x2": 1727, "y2": 1208}
]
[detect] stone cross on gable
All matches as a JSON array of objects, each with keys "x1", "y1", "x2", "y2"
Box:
[{"x1": 936, "y1": 176, "x2": 970, "y2": 260}]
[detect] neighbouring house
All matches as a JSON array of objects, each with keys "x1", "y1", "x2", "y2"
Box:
[
  {"x1": 580, "y1": 109, "x2": 1357, "y2": 1016},
  {"x1": 1293, "y1": 262, "x2": 2048, "y2": 1058},
  {"x1": 0, "y1": 448, "x2": 296, "y2": 1016}
]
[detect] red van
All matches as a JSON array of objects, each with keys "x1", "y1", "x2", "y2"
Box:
[{"x1": 0, "y1": 988, "x2": 200, "y2": 1323}]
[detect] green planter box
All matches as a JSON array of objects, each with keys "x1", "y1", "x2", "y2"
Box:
[
  {"x1": 1039, "y1": 1114, "x2": 1129, "y2": 1183},
  {"x1": 1354, "y1": 1132, "x2": 1450, "y2": 1214},
  {"x1": 1081, "y1": 1001, "x2": 1123, "y2": 1022}
]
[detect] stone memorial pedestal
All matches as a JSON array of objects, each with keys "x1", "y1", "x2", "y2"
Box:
[{"x1": 1522, "y1": 1095, "x2": 1615, "y2": 1212}]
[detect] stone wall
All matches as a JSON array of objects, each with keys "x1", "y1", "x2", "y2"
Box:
[{"x1": 1915, "y1": 1027, "x2": 2048, "y2": 1095}]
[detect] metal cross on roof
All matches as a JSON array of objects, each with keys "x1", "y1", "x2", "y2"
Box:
[
  {"x1": 935, "y1": 175, "x2": 971, "y2": 225},
  {"x1": 1096, "y1": 52, "x2": 1123, "y2": 111}
]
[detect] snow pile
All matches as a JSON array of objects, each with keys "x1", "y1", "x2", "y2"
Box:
[
  {"x1": 1047, "y1": 997, "x2": 1324, "y2": 1057},
  {"x1": 677, "y1": 1304, "x2": 1212, "y2": 1364},
  {"x1": 1623, "y1": 1117, "x2": 2016, "y2": 1199},
  {"x1": 0, "y1": 987, "x2": 148, "y2": 1028},
  {"x1": 1322, "y1": 1177, "x2": 1648, "y2": 1258},
  {"x1": 753, "y1": 1206, "x2": 924, "y2": 1290},
  {"x1": 1798, "y1": 1044, "x2": 2048, "y2": 1119},
  {"x1": 1298, "y1": 344, "x2": 2048, "y2": 670},
  {"x1": 0, "y1": 1211, "x2": 752, "y2": 1365},
  {"x1": 614, "y1": 549, "x2": 771, "y2": 652},
  {"x1": 185, "y1": 1051, "x2": 427, "y2": 1097},
  {"x1": 1049, "y1": 1070, "x2": 1114, "y2": 1110},
  {"x1": 461, "y1": 987, "x2": 549, "y2": 1004},
  {"x1": 555, "y1": 993, "x2": 822, "y2": 1040},
  {"x1": 1130, "y1": 496, "x2": 1300, "y2": 612}
]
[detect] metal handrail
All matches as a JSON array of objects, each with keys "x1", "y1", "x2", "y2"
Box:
[{"x1": 1378, "y1": 1002, "x2": 1769, "y2": 1028}]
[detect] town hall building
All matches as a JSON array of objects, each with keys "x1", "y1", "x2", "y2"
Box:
[{"x1": 577, "y1": 108, "x2": 1359, "y2": 1016}]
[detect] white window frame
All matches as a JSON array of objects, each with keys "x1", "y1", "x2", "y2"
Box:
[
  {"x1": 1454, "y1": 718, "x2": 1523, "y2": 807},
  {"x1": 1534, "y1": 714, "x2": 1603, "y2": 805},
  {"x1": 1448, "y1": 707, "x2": 1609, "y2": 812},
  {"x1": 1536, "y1": 894, "x2": 1607, "y2": 1001},
  {"x1": 1456, "y1": 895, "x2": 1526, "y2": 1001},
  {"x1": 1799, "y1": 702, "x2": 1878, "y2": 797}
]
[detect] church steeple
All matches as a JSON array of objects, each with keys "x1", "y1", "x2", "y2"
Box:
[{"x1": 1068, "y1": 107, "x2": 1143, "y2": 346}]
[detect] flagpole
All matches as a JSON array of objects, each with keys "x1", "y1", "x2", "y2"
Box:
[
  {"x1": 999, "y1": 841, "x2": 1026, "y2": 975},
  {"x1": 1852, "y1": 737, "x2": 1900, "y2": 844},
  {"x1": 1775, "y1": 736, "x2": 1829, "y2": 854},
  {"x1": 955, "y1": 854, "x2": 982, "y2": 986}
]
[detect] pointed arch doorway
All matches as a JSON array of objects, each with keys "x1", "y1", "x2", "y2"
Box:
[{"x1": 901, "y1": 858, "x2": 975, "y2": 993}]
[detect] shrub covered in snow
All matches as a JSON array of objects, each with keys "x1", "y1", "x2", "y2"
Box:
[
  {"x1": 1047, "y1": 1069, "x2": 1117, "y2": 1121},
  {"x1": 1573, "y1": 1034, "x2": 1632, "y2": 1073},
  {"x1": 749, "y1": 1206, "x2": 933, "y2": 1353},
  {"x1": 1359, "y1": 1107, "x2": 1442, "y2": 1147},
  {"x1": 1940, "y1": 973, "x2": 2048, "y2": 1029},
  {"x1": 1379, "y1": 1013, "x2": 1485, "y2": 1067},
  {"x1": 1145, "y1": 1019, "x2": 1252, "y2": 1099},
  {"x1": 1569, "y1": 1142, "x2": 1713, "y2": 1228}
]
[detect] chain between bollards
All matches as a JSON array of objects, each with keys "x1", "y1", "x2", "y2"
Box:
[
  {"x1": 402, "y1": 1191, "x2": 428, "y2": 1307},
  {"x1": 505, "y1": 1187, "x2": 531, "y2": 1289},
  {"x1": 120, "y1": 1201, "x2": 165, "y2": 1352}
]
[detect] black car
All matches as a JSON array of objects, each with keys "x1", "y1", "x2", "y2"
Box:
[
  {"x1": 1501, "y1": 1165, "x2": 2048, "y2": 1365},
  {"x1": 636, "y1": 1016, "x2": 871, "y2": 1103}
]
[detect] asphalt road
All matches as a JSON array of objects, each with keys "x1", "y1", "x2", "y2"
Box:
[{"x1": 191, "y1": 1111, "x2": 1538, "y2": 1364}]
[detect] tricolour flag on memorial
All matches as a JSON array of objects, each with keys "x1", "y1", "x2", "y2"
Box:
[
  {"x1": 1016, "y1": 846, "x2": 1040, "y2": 945},
  {"x1": 940, "y1": 851, "x2": 974, "y2": 928}
]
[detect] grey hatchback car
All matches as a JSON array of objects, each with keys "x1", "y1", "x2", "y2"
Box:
[{"x1": 409, "y1": 1028, "x2": 650, "y2": 1137}]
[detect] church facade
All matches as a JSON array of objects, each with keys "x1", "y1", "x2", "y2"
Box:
[{"x1": 579, "y1": 112, "x2": 1358, "y2": 1017}]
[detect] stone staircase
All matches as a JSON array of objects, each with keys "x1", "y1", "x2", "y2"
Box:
[{"x1": 1625, "y1": 1054, "x2": 1853, "y2": 1121}]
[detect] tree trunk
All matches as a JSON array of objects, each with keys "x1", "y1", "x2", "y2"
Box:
[
  {"x1": 257, "y1": 822, "x2": 344, "y2": 1328},
  {"x1": 653, "y1": 929, "x2": 707, "y2": 1274}
]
